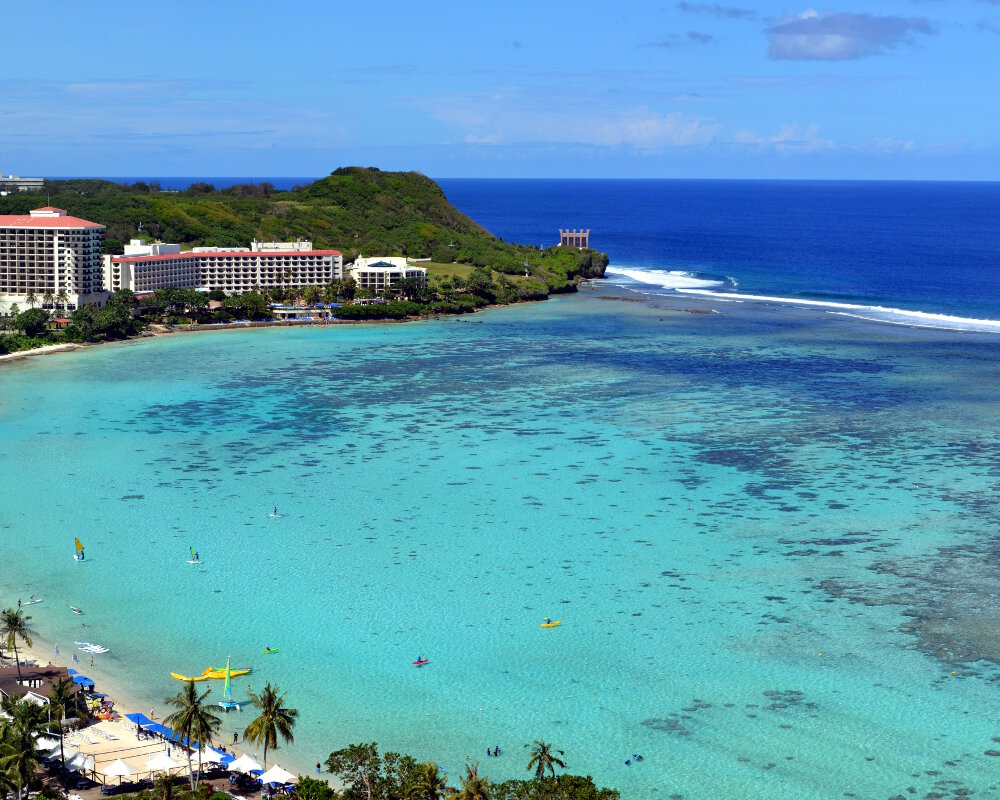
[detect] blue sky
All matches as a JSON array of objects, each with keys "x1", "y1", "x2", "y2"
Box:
[{"x1": 1, "y1": 0, "x2": 997, "y2": 179}]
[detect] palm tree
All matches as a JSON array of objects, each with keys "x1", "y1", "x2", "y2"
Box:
[
  {"x1": 525, "y1": 739, "x2": 565, "y2": 780},
  {"x1": 164, "y1": 680, "x2": 221, "y2": 790},
  {"x1": 42, "y1": 289, "x2": 54, "y2": 309},
  {"x1": 153, "y1": 772, "x2": 174, "y2": 800},
  {"x1": 56, "y1": 289, "x2": 69, "y2": 311},
  {"x1": 457, "y1": 762, "x2": 490, "y2": 800},
  {"x1": 24, "y1": 289, "x2": 36, "y2": 309},
  {"x1": 405, "y1": 761, "x2": 446, "y2": 800},
  {"x1": 0, "y1": 607, "x2": 34, "y2": 682},
  {"x1": 0, "y1": 695, "x2": 48, "y2": 799},
  {"x1": 48, "y1": 677, "x2": 79, "y2": 785},
  {"x1": 242, "y1": 683, "x2": 297, "y2": 768}
]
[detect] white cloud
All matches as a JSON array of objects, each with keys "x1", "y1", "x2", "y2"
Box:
[
  {"x1": 732, "y1": 122, "x2": 835, "y2": 152},
  {"x1": 767, "y1": 9, "x2": 935, "y2": 61},
  {"x1": 421, "y1": 88, "x2": 721, "y2": 152}
]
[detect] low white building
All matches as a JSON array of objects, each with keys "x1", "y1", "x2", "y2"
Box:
[
  {"x1": 0, "y1": 169, "x2": 44, "y2": 192},
  {"x1": 251, "y1": 239, "x2": 313, "y2": 252},
  {"x1": 123, "y1": 238, "x2": 181, "y2": 257},
  {"x1": 349, "y1": 256, "x2": 427, "y2": 292}
]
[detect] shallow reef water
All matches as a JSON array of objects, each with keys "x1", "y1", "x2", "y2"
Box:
[{"x1": 2, "y1": 288, "x2": 1000, "y2": 799}]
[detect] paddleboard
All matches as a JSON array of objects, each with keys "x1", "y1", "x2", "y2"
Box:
[
  {"x1": 269, "y1": 513, "x2": 281, "y2": 518},
  {"x1": 73, "y1": 555, "x2": 85, "y2": 562},
  {"x1": 67, "y1": 605, "x2": 83, "y2": 615},
  {"x1": 23, "y1": 598, "x2": 42, "y2": 605},
  {"x1": 187, "y1": 559, "x2": 202, "y2": 565},
  {"x1": 261, "y1": 648, "x2": 280, "y2": 654}
]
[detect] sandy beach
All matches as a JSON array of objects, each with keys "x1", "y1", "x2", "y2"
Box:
[
  {"x1": 0, "y1": 343, "x2": 84, "y2": 364},
  {"x1": 2, "y1": 633, "x2": 298, "y2": 799}
]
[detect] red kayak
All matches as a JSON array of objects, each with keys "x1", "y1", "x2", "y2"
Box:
[{"x1": 413, "y1": 658, "x2": 429, "y2": 666}]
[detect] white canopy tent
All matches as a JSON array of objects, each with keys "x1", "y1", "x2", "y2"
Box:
[
  {"x1": 227, "y1": 753, "x2": 262, "y2": 774},
  {"x1": 193, "y1": 746, "x2": 226, "y2": 764},
  {"x1": 146, "y1": 753, "x2": 180, "y2": 773},
  {"x1": 257, "y1": 765, "x2": 296, "y2": 785},
  {"x1": 66, "y1": 752, "x2": 95, "y2": 773},
  {"x1": 102, "y1": 758, "x2": 137, "y2": 779}
]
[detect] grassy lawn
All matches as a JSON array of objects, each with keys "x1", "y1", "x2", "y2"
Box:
[{"x1": 423, "y1": 261, "x2": 536, "y2": 285}]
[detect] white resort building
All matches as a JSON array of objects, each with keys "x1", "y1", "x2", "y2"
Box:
[
  {"x1": 0, "y1": 169, "x2": 45, "y2": 193},
  {"x1": 348, "y1": 256, "x2": 427, "y2": 292},
  {"x1": 105, "y1": 240, "x2": 343, "y2": 296},
  {"x1": 0, "y1": 207, "x2": 107, "y2": 311}
]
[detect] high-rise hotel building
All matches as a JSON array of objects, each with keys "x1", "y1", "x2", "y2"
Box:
[{"x1": 0, "y1": 207, "x2": 107, "y2": 311}]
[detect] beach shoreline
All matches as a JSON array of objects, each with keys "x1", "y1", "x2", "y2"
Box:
[
  {"x1": 6, "y1": 629, "x2": 320, "y2": 783},
  {"x1": 0, "y1": 343, "x2": 85, "y2": 364}
]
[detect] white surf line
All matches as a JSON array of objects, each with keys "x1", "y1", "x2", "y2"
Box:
[
  {"x1": 605, "y1": 266, "x2": 726, "y2": 290},
  {"x1": 675, "y1": 288, "x2": 1000, "y2": 333}
]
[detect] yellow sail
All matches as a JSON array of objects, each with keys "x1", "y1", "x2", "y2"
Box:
[{"x1": 74, "y1": 537, "x2": 84, "y2": 553}]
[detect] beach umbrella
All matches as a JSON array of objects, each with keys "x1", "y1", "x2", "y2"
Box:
[
  {"x1": 146, "y1": 753, "x2": 180, "y2": 773},
  {"x1": 66, "y1": 752, "x2": 95, "y2": 773},
  {"x1": 227, "y1": 753, "x2": 262, "y2": 773},
  {"x1": 72, "y1": 675, "x2": 95, "y2": 688},
  {"x1": 102, "y1": 758, "x2": 136, "y2": 778},
  {"x1": 194, "y1": 746, "x2": 226, "y2": 764},
  {"x1": 257, "y1": 765, "x2": 296, "y2": 785},
  {"x1": 34, "y1": 735, "x2": 60, "y2": 750}
]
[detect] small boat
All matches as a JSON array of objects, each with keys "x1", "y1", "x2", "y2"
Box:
[
  {"x1": 73, "y1": 537, "x2": 85, "y2": 562},
  {"x1": 81, "y1": 645, "x2": 109, "y2": 654},
  {"x1": 540, "y1": 619, "x2": 562, "y2": 628},
  {"x1": 261, "y1": 647, "x2": 280, "y2": 654},
  {"x1": 23, "y1": 597, "x2": 42, "y2": 605},
  {"x1": 413, "y1": 658, "x2": 429, "y2": 666},
  {"x1": 218, "y1": 656, "x2": 241, "y2": 712},
  {"x1": 67, "y1": 605, "x2": 83, "y2": 615}
]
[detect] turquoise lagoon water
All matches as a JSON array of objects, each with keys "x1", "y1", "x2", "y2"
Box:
[{"x1": 3, "y1": 290, "x2": 1000, "y2": 799}]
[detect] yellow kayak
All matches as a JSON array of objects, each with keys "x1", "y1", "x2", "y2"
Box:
[
  {"x1": 170, "y1": 666, "x2": 252, "y2": 681},
  {"x1": 540, "y1": 620, "x2": 562, "y2": 628}
]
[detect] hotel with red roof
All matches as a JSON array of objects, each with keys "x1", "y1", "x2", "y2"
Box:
[
  {"x1": 0, "y1": 207, "x2": 107, "y2": 311},
  {"x1": 2, "y1": 208, "x2": 345, "y2": 311},
  {"x1": 106, "y1": 239, "x2": 343, "y2": 296}
]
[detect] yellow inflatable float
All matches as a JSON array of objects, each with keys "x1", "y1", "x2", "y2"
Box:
[{"x1": 170, "y1": 665, "x2": 252, "y2": 681}]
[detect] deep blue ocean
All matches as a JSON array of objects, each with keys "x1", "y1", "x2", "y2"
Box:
[{"x1": 95, "y1": 177, "x2": 1000, "y2": 326}]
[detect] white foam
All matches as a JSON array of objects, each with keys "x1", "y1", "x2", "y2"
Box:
[
  {"x1": 675, "y1": 288, "x2": 1000, "y2": 334},
  {"x1": 605, "y1": 266, "x2": 725, "y2": 290}
]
